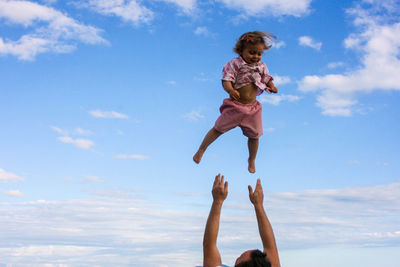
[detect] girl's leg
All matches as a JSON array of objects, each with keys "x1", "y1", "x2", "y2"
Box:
[
  {"x1": 247, "y1": 138, "x2": 259, "y2": 173},
  {"x1": 193, "y1": 128, "x2": 223, "y2": 164}
]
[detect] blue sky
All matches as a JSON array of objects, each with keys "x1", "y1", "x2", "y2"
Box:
[{"x1": 0, "y1": 0, "x2": 399, "y2": 266}]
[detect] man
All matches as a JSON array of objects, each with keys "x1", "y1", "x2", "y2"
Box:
[{"x1": 203, "y1": 174, "x2": 280, "y2": 267}]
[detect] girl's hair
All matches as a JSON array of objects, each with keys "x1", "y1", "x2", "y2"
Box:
[{"x1": 234, "y1": 31, "x2": 276, "y2": 55}]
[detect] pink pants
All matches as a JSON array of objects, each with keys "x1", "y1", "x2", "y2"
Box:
[{"x1": 214, "y1": 98, "x2": 263, "y2": 139}]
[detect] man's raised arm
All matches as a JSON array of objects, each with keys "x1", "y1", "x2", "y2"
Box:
[
  {"x1": 203, "y1": 174, "x2": 228, "y2": 267},
  {"x1": 248, "y1": 179, "x2": 281, "y2": 267}
]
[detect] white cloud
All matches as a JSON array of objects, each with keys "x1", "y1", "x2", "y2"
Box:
[
  {"x1": 74, "y1": 127, "x2": 93, "y2": 136},
  {"x1": 0, "y1": 0, "x2": 107, "y2": 60},
  {"x1": 273, "y1": 75, "x2": 291, "y2": 85},
  {"x1": 166, "y1": 80, "x2": 177, "y2": 85},
  {"x1": 0, "y1": 0, "x2": 55, "y2": 26},
  {"x1": 82, "y1": 175, "x2": 103, "y2": 183},
  {"x1": 194, "y1": 26, "x2": 209, "y2": 36},
  {"x1": 114, "y1": 154, "x2": 150, "y2": 160},
  {"x1": 298, "y1": 36, "x2": 322, "y2": 50},
  {"x1": 58, "y1": 136, "x2": 94, "y2": 149},
  {"x1": 260, "y1": 94, "x2": 301, "y2": 105},
  {"x1": 273, "y1": 40, "x2": 286, "y2": 49},
  {"x1": 218, "y1": 0, "x2": 312, "y2": 17},
  {"x1": 76, "y1": 0, "x2": 154, "y2": 25},
  {"x1": 223, "y1": 181, "x2": 400, "y2": 251},
  {"x1": 298, "y1": 2, "x2": 400, "y2": 116},
  {"x1": 51, "y1": 126, "x2": 95, "y2": 149},
  {"x1": 327, "y1": 61, "x2": 345, "y2": 69},
  {"x1": 194, "y1": 72, "x2": 211, "y2": 82},
  {"x1": 0, "y1": 168, "x2": 24, "y2": 183},
  {"x1": 51, "y1": 126, "x2": 93, "y2": 136},
  {"x1": 349, "y1": 160, "x2": 361, "y2": 165},
  {"x1": 0, "y1": 194, "x2": 204, "y2": 265},
  {"x1": 75, "y1": 0, "x2": 198, "y2": 24},
  {"x1": 4, "y1": 189, "x2": 24, "y2": 197},
  {"x1": 89, "y1": 110, "x2": 129, "y2": 119},
  {"x1": 159, "y1": 0, "x2": 197, "y2": 14},
  {"x1": 376, "y1": 161, "x2": 389, "y2": 167},
  {"x1": 50, "y1": 126, "x2": 67, "y2": 135},
  {"x1": 0, "y1": 181, "x2": 399, "y2": 265},
  {"x1": 183, "y1": 110, "x2": 204, "y2": 121}
]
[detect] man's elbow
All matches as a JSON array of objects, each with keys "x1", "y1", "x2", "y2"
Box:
[{"x1": 203, "y1": 239, "x2": 211, "y2": 249}]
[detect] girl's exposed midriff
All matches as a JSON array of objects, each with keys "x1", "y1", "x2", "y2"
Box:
[{"x1": 236, "y1": 84, "x2": 258, "y2": 104}]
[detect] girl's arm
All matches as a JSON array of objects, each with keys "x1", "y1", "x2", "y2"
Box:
[
  {"x1": 262, "y1": 63, "x2": 277, "y2": 94},
  {"x1": 222, "y1": 81, "x2": 240, "y2": 100},
  {"x1": 267, "y1": 80, "x2": 278, "y2": 93}
]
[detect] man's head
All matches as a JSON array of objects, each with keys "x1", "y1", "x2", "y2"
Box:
[{"x1": 234, "y1": 249, "x2": 271, "y2": 267}]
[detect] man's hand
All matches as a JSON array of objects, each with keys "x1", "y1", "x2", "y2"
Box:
[
  {"x1": 212, "y1": 174, "x2": 228, "y2": 203},
  {"x1": 248, "y1": 178, "x2": 264, "y2": 206}
]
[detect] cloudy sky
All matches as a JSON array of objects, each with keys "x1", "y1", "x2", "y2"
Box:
[{"x1": 1, "y1": 0, "x2": 399, "y2": 266}]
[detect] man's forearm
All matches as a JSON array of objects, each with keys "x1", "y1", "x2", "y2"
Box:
[
  {"x1": 203, "y1": 200, "x2": 223, "y2": 247},
  {"x1": 203, "y1": 200, "x2": 223, "y2": 267},
  {"x1": 254, "y1": 204, "x2": 280, "y2": 267}
]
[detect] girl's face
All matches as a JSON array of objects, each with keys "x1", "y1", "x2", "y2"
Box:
[{"x1": 241, "y1": 43, "x2": 264, "y2": 65}]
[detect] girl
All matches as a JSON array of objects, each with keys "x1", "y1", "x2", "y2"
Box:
[{"x1": 193, "y1": 31, "x2": 278, "y2": 173}]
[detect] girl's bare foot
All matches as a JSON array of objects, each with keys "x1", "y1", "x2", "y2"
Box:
[
  {"x1": 248, "y1": 159, "x2": 256, "y2": 173},
  {"x1": 193, "y1": 149, "x2": 205, "y2": 164}
]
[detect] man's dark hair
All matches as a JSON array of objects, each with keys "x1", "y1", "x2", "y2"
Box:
[{"x1": 234, "y1": 249, "x2": 271, "y2": 267}]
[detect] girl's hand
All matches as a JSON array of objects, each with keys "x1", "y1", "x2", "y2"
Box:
[
  {"x1": 229, "y1": 90, "x2": 240, "y2": 101},
  {"x1": 267, "y1": 80, "x2": 278, "y2": 94},
  {"x1": 269, "y1": 84, "x2": 278, "y2": 94}
]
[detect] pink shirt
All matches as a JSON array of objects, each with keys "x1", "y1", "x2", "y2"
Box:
[{"x1": 222, "y1": 56, "x2": 274, "y2": 95}]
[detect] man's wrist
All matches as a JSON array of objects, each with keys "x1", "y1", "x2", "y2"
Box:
[
  {"x1": 253, "y1": 202, "x2": 264, "y2": 210},
  {"x1": 213, "y1": 199, "x2": 224, "y2": 206}
]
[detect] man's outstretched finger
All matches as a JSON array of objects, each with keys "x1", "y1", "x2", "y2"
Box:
[
  {"x1": 248, "y1": 185, "x2": 253, "y2": 195},
  {"x1": 224, "y1": 181, "x2": 228, "y2": 193},
  {"x1": 214, "y1": 174, "x2": 220, "y2": 186},
  {"x1": 256, "y1": 178, "x2": 262, "y2": 190}
]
